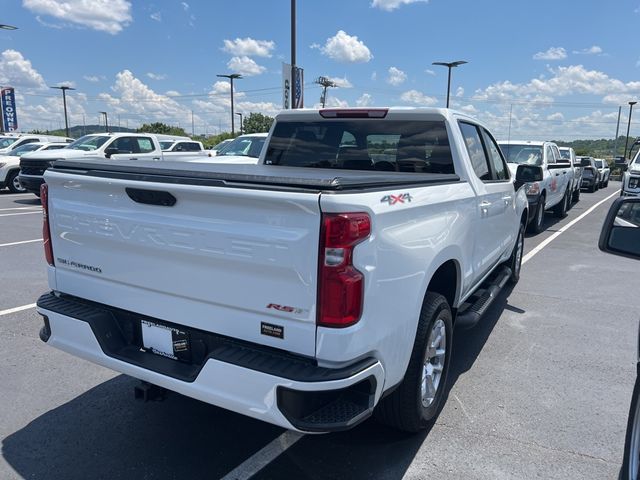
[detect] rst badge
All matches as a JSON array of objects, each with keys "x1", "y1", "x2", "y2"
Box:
[{"x1": 381, "y1": 193, "x2": 413, "y2": 206}]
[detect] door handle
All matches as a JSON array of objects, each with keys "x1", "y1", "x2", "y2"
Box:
[
  {"x1": 130, "y1": 157, "x2": 138, "y2": 161},
  {"x1": 502, "y1": 196, "x2": 512, "y2": 206},
  {"x1": 480, "y1": 200, "x2": 491, "y2": 216},
  {"x1": 555, "y1": 173, "x2": 560, "y2": 176}
]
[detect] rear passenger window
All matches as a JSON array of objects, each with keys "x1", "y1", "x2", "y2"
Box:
[
  {"x1": 137, "y1": 138, "x2": 154, "y2": 153},
  {"x1": 481, "y1": 129, "x2": 509, "y2": 180},
  {"x1": 459, "y1": 122, "x2": 491, "y2": 181},
  {"x1": 546, "y1": 146, "x2": 555, "y2": 164}
]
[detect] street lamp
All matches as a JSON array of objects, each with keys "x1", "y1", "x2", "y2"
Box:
[
  {"x1": 432, "y1": 60, "x2": 468, "y2": 108},
  {"x1": 50, "y1": 85, "x2": 75, "y2": 137},
  {"x1": 99, "y1": 111, "x2": 109, "y2": 133},
  {"x1": 217, "y1": 73, "x2": 242, "y2": 135},
  {"x1": 0, "y1": 24, "x2": 18, "y2": 30},
  {"x1": 625, "y1": 101, "x2": 637, "y2": 159},
  {"x1": 235, "y1": 112, "x2": 243, "y2": 135}
]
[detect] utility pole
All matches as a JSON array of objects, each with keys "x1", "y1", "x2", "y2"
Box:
[
  {"x1": 217, "y1": 73, "x2": 242, "y2": 135},
  {"x1": 235, "y1": 112, "x2": 243, "y2": 135},
  {"x1": 613, "y1": 106, "x2": 622, "y2": 158},
  {"x1": 432, "y1": 60, "x2": 468, "y2": 108},
  {"x1": 99, "y1": 111, "x2": 109, "y2": 133},
  {"x1": 315, "y1": 76, "x2": 336, "y2": 107},
  {"x1": 291, "y1": 0, "x2": 297, "y2": 109},
  {"x1": 50, "y1": 85, "x2": 75, "y2": 137},
  {"x1": 624, "y1": 101, "x2": 637, "y2": 159}
]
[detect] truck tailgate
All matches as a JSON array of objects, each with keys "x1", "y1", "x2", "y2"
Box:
[{"x1": 45, "y1": 170, "x2": 321, "y2": 357}]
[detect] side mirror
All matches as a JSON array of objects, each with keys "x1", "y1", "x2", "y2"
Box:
[
  {"x1": 104, "y1": 147, "x2": 118, "y2": 158},
  {"x1": 615, "y1": 157, "x2": 629, "y2": 171},
  {"x1": 598, "y1": 197, "x2": 640, "y2": 260},
  {"x1": 514, "y1": 164, "x2": 543, "y2": 190}
]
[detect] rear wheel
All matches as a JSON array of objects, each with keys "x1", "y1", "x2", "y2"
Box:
[
  {"x1": 508, "y1": 223, "x2": 525, "y2": 284},
  {"x1": 527, "y1": 194, "x2": 545, "y2": 234},
  {"x1": 572, "y1": 187, "x2": 580, "y2": 203},
  {"x1": 589, "y1": 182, "x2": 596, "y2": 193},
  {"x1": 7, "y1": 170, "x2": 26, "y2": 194},
  {"x1": 375, "y1": 292, "x2": 453, "y2": 432}
]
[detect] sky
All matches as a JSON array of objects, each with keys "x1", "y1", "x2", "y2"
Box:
[{"x1": 1, "y1": 0, "x2": 640, "y2": 140}]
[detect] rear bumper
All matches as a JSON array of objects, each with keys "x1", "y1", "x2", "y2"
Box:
[
  {"x1": 581, "y1": 177, "x2": 596, "y2": 188},
  {"x1": 37, "y1": 292, "x2": 384, "y2": 433},
  {"x1": 18, "y1": 174, "x2": 44, "y2": 194}
]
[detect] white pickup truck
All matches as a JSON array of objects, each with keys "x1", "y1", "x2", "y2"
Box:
[
  {"x1": 499, "y1": 140, "x2": 574, "y2": 233},
  {"x1": 19, "y1": 132, "x2": 202, "y2": 195},
  {"x1": 36, "y1": 108, "x2": 528, "y2": 433}
]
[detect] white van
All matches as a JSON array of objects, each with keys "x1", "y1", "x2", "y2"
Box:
[{"x1": 0, "y1": 134, "x2": 74, "y2": 154}]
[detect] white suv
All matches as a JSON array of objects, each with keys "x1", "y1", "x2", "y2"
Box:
[{"x1": 0, "y1": 142, "x2": 68, "y2": 193}]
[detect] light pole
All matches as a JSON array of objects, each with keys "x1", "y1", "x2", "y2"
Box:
[
  {"x1": 217, "y1": 73, "x2": 242, "y2": 135},
  {"x1": 50, "y1": 85, "x2": 75, "y2": 137},
  {"x1": 99, "y1": 111, "x2": 109, "y2": 133},
  {"x1": 291, "y1": 0, "x2": 297, "y2": 109},
  {"x1": 432, "y1": 60, "x2": 467, "y2": 108},
  {"x1": 235, "y1": 112, "x2": 243, "y2": 135},
  {"x1": 625, "y1": 101, "x2": 637, "y2": 159}
]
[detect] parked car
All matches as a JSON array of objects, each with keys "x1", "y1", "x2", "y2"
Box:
[
  {"x1": 598, "y1": 196, "x2": 640, "y2": 480},
  {"x1": 214, "y1": 133, "x2": 268, "y2": 159},
  {"x1": 595, "y1": 158, "x2": 611, "y2": 188},
  {"x1": 558, "y1": 146, "x2": 583, "y2": 203},
  {"x1": 36, "y1": 107, "x2": 528, "y2": 434},
  {"x1": 499, "y1": 140, "x2": 573, "y2": 233},
  {"x1": 0, "y1": 134, "x2": 73, "y2": 154},
  {"x1": 0, "y1": 142, "x2": 68, "y2": 193},
  {"x1": 577, "y1": 156, "x2": 601, "y2": 192},
  {"x1": 209, "y1": 138, "x2": 233, "y2": 156},
  {"x1": 18, "y1": 133, "x2": 203, "y2": 196},
  {"x1": 620, "y1": 151, "x2": 640, "y2": 198}
]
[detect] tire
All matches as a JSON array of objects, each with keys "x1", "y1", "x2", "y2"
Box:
[
  {"x1": 553, "y1": 189, "x2": 569, "y2": 218},
  {"x1": 604, "y1": 179, "x2": 609, "y2": 188},
  {"x1": 375, "y1": 292, "x2": 453, "y2": 432},
  {"x1": 6, "y1": 170, "x2": 26, "y2": 194},
  {"x1": 620, "y1": 373, "x2": 640, "y2": 480},
  {"x1": 508, "y1": 222, "x2": 525, "y2": 284},
  {"x1": 589, "y1": 183, "x2": 596, "y2": 193},
  {"x1": 527, "y1": 194, "x2": 545, "y2": 234},
  {"x1": 572, "y1": 187, "x2": 580, "y2": 203}
]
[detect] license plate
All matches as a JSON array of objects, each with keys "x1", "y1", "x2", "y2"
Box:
[{"x1": 141, "y1": 320, "x2": 190, "y2": 361}]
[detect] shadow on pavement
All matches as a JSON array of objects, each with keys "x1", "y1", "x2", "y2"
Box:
[{"x1": 2, "y1": 375, "x2": 283, "y2": 480}]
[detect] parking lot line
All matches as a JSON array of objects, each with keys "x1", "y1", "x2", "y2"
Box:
[
  {"x1": 0, "y1": 193, "x2": 35, "y2": 198},
  {"x1": 220, "y1": 431, "x2": 304, "y2": 480},
  {"x1": 0, "y1": 303, "x2": 36, "y2": 317},
  {"x1": 0, "y1": 211, "x2": 41, "y2": 217},
  {"x1": 0, "y1": 207, "x2": 41, "y2": 212},
  {"x1": 0, "y1": 239, "x2": 43, "y2": 248},
  {"x1": 522, "y1": 191, "x2": 618, "y2": 265}
]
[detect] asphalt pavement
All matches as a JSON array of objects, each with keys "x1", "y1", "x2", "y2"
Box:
[{"x1": 0, "y1": 183, "x2": 634, "y2": 479}]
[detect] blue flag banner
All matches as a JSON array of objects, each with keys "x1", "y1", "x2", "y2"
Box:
[{"x1": 1, "y1": 87, "x2": 18, "y2": 132}]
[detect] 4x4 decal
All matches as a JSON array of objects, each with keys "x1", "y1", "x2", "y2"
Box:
[{"x1": 381, "y1": 193, "x2": 413, "y2": 205}]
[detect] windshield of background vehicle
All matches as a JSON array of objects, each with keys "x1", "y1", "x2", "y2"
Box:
[
  {"x1": 219, "y1": 136, "x2": 266, "y2": 158},
  {"x1": 67, "y1": 135, "x2": 110, "y2": 151},
  {"x1": 0, "y1": 138, "x2": 18, "y2": 149},
  {"x1": 264, "y1": 120, "x2": 453, "y2": 173},
  {"x1": 559, "y1": 149, "x2": 571, "y2": 160},
  {"x1": 500, "y1": 144, "x2": 543, "y2": 166},
  {"x1": 7, "y1": 143, "x2": 42, "y2": 155}
]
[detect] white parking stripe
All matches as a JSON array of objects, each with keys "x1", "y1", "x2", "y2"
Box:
[
  {"x1": 0, "y1": 193, "x2": 33, "y2": 198},
  {"x1": 220, "y1": 431, "x2": 304, "y2": 480},
  {"x1": 0, "y1": 211, "x2": 41, "y2": 217},
  {"x1": 522, "y1": 191, "x2": 618, "y2": 265},
  {"x1": 0, "y1": 238, "x2": 42, "y2": 247},
  {"x1": 0, "y1": 303, "x2": 36, "y2": 317},
  {"x1": 0, "y1": 206, "x2": 41, "y2": 212}
]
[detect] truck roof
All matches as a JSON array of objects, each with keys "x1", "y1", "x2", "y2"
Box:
[{"x1": 498, "y1": 140, "x2": 555, "y2": 146}]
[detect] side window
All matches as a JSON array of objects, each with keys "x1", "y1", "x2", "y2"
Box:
[
  {"x1": 481, "y1": 129, "x2": 509, "y2": 180},
  {"x1": 137, "y1": 137, "x2": 154, "y2": 153},
  {"x1": 110, "y1": 137, "x2": 136, "y2": 153},
  {"x1": 188, "y1": 142, "x2": 201, "y2": 151},
  {"x1": 459, "y1": 122, "x2": 491, "y2": 181},
  {"x1": 44, "y1": 145, "x2": 66, "y2": 150},
  {"x1": 15, "y1": 138, "x2": 39, "y2": 148},
  {"x1": 545, "y1": 145, "x2": 555, "y2": 164},
  {"x1": 552, "y1": 145, "x2": 561, "y2": 162}
]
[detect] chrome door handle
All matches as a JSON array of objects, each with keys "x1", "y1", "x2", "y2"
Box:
[{"x1": 480, "y1": 200, "x2": 491, "y2": 216}]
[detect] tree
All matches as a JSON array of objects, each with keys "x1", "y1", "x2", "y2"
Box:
[
  {"x1": 138, "y1": 122, "x2": 188, "y2": 137},
  {"x1": 242, "y1": 113, "x2": 274, "y2": 134}
]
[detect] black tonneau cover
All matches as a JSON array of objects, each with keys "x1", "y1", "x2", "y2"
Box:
[{"x1": 50, "y1": 159, "x2": 460, "y2": 192}]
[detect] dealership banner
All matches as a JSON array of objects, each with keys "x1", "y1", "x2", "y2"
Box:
[
  {"x1": 1, "y1": 87, "x2": 18, "y2": 132},
  {"x1": 282, "y1": 64, "x2": 303, "y2": 109}
]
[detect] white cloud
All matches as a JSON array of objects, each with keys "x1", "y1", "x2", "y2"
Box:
[
  {"x1": 456, "y1": 87, "x2": 464, "y2": 97},
  {"x1": 371, "y1": 0, "x2": 428, "y2": 11},
  {"x1": 425, "y1": 69, "x2": 436, "y2": 76},
  {"x1": 226, "y1": 56, "x2": 266, "y2": 76},
  {"x1": 533, "y1": 47, "x2": 567, "y2": 60},
  {"x1": 460, "y1": 104, "x2": 478, "y2": 115},
  {"x1": 356, "y1": 93, "x2": 373, "y2": 107},
  {"x1": 150, "y1": 11, "x2": 161, "y2": 22},
  {"x1": 83, "y1": 75, "x2": 100, "y2": 82},
  {"x1": 324, "y1": 96, "x2": 349, "y2": 108},
  {"x1": 400, "y1": 89, "x2": 438, "y2": 106},
  {"x1": 181, "y1": 2, "x2": 189, "y2": 11},
  {"x1": 222, "y1": 37, "x2": 275, "y2": 57},
  {"x1": 387, "y1": 67, "x2": 407, "y2": 86},
  {"x1": 327, "y1": 76, "x2": 353, "y2": 88},
  {"x1": 56, "y1": 80, "x2": 76, "y2": 88},
  {"x1": 211, "y1": 81, "x2": 231, "y2": 94},
  {"x1": 320, "y1": 30, "x2": 373, "y2": 63},
  {"x1": 546, "y1": 112, "x2": 564, "y2": 121},
  {"x1": 23, "y1": 0, "x2": 132, "y2": 34},
  {"x1": 0, "y1": 49, "x2": 46, "y2": 89},
  {"x1": 573, "y1": 45, "x2": 603, "y2": 55},
  {"x1": 165, "y1": 90, "x2": 180, "y2": 97},
  {"x1": 146, "y1": 72, "x2": 167, "y2": 80}
]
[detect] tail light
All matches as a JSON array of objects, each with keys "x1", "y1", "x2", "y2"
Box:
[
  {"x1": 318, "y1": 213, "x2": 371, "y2": 328},
  {"x1": 41, "y1": 183, "x2": 54, "y2": 266}
]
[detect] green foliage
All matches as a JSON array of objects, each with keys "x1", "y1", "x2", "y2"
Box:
[
  {"x1": 138, "y1": 122, "x2": 188, "y2": 137},
  {"x1": 200, "y1": 131, "x2": 235, "y2": 149},
  {"x1": 242, "y1": 113, "x2": 274, "y2": 134},
  {"x1": 553, "y1": 136, "x2": 637, "y2": 159}
]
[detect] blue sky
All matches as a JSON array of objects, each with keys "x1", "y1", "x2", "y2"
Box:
[{"x1": 1, "y1": 0, "x2": 640, "y2": 140}]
